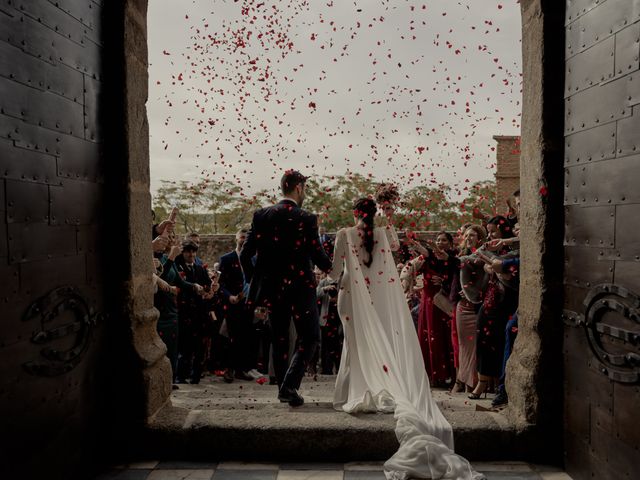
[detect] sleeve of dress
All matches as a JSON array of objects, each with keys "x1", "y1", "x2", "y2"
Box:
[
  {"x1": 328, "y1": 229, "x2": 346, "y2": 282},
  {"x1": 384, "y1": 224, "x2": 400, "y2": 252}
]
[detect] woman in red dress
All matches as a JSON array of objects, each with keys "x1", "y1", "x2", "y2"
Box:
[{"x1": 408, "y1": 232, "x2": 457, "y2": 387}]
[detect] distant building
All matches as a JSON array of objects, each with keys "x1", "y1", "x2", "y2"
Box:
[{"x1": 493, "y1": 135, "x2": 521, "y2": 212}]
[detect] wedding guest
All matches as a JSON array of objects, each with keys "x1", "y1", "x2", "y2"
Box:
[
  {"x1": 487, "y1": 255, "x2": 520, "y2": 407},
  {"x1": 218, "y1": 228, "x2": 256, "y2": 383},
  {"x1": 407, "y1": 232, "x2": 457, "y2": 387},
  {"x1": 204, "y1": 268, "x2": 227, "y2": 374},
  {"x1": 469, "y1": 216, "x2": 517, "y2": 399},
  {"x1": 316, "y1": 269, "x2": 343, "y2": 375},
  {"x1": 155, "y1": 237, "x2": 202, "y2": 380},
  {"x1": 318, "y1": 225, "x2": 334, "y2": 258},
  {"x1": 452, "y1": 225, "x2": 486, "y2": 393},
  {"x1": 506, "y1": 190, "x2": 520, "y2": 230},
  {"x1": 174, "y1": 241, "x2": 211, "y2": 384},
  {"x1": 184, "y1": 232, "x2": 204, "y2": 266}
]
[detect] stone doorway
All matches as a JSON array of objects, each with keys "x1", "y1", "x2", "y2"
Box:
[{"x1": 120, "y1": 0, "x2": 564, "y2": 467}]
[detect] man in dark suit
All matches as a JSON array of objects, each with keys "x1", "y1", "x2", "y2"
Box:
[
  {"x1": 218, "y1": 227, "x2": 255, "y2": 383},
  {"x1": 175, "y1": 240, "x2": 212, "y2": 384},
  {"x1": 318, "y1": 225, "x2": 335, "y2": 259},
  {"x1": 240, "y1": 170, "x2": 332, "y2": 406}
]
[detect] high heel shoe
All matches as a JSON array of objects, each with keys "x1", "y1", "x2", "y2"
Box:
[
  {"x1": 450, "y1": 380, "x2": 465, "y2": 393},
  {"x1": 468, "y1": 380, "x2": 489, "y2": 399}
]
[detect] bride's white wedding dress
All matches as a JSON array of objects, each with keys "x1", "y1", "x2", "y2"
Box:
[{"x1": 328, "y1": 225, "x2": 483, "y2": 480}]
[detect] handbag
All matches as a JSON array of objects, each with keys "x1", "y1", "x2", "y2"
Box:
[{"x1": 433, "y1": 290, "x2": 455, "y2": 317}]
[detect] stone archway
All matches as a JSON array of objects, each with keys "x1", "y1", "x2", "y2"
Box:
[{"x1": 120, "y1": 0, "x2": 567, "y2": 462}]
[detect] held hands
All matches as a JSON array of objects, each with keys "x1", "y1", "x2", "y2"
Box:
[{"x1": 485, "y1": 239, "x2": 504, "y2": 252}]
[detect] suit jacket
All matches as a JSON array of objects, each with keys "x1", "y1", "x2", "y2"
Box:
[
  {"x1": 219, "y1": 251, "x2": 245, "y2": 300},
  {"x1": 174, "y1": 255, "x2": 212, "y2": 317},
  {"x1": 240, "y1": 199, "x2": 332, "y2": 306}
]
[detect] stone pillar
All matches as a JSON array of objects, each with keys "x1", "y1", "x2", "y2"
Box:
[
  {"x1": 119, "y1": 0, "x2": 172, "y2": 419},
  {"x1": 494, "y1": 135, "x2": 521, "y2": 212},
  {"x1": 506, "y1": 0, "x2": 565, "y2": 459}
]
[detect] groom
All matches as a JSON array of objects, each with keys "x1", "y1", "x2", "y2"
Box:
[{"x1": 240, "y1": 170, "x2": 332, "y2": 406}]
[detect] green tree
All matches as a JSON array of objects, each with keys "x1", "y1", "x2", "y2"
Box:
[
  {"x1": 458, "y1": 180, "x2": 497, "y2": 224},
  {"x1": 304, "y1": 173, "x2": 379, "y2": 231}
]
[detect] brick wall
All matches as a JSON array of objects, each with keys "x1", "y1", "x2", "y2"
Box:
[{"x1": 494, "y1": 135, "x2": 521, "y2": 212}]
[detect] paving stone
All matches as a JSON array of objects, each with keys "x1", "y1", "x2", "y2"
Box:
[
  {"x1": 95, "y1": 470, "x2": 151, "y2": 480},
  {"x1": 344, "y1": 471, "x2": 386, "y2": 480},
  {"x1": 343, "y1": 462, "x2": 384, "y2": 471},
  {"x1": 126, "y1": 462, "x2": 160, "y2": 470},
  {"x1": 156, "y1": 462, "x2": 218, "y2": 470},
  {"x1": 280, "y1": 464, "x2": 345, "y2": 471},
  {"x1": 484, "y1": 473, "x2": 542, "y2": 480},
  {"x1": 217, "y1": 462, "x2": 279, "y2": 470},
  {"x1": 277, "y1": 472, "x2": 343, "y2": 480},
  {"x1": 474, "y1": 461, "x2": 533, "y2": 472},
  {"x1": 147, "y1": 470, "x2": 214, "y2": 480},
  {"x1": 213, "y1": 470, "x2": 277, "y2": 480}
]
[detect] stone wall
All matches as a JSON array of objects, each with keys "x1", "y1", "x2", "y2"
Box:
[{"x1": 494, "y1": 135, "x2": 521, "y2": 211}]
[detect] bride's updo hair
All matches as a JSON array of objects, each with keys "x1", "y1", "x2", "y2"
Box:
[{"x1": 353, "y1": 197, "x2": 377, "y2": 268}]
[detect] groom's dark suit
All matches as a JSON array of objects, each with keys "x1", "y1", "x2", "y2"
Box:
[{"x1": 240, "y1": 199, "x2": 332, "y2": 393}]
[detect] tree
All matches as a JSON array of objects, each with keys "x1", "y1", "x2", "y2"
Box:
[
  {"x1": 394, "y1": 184, "x2": 460, "y2": 231},
  {"x1": 458, "y1": 180, "x2": 498, "y2": 224},
  {"x1": 304, "y1": 173, "x2": 379, "y2": 231}
]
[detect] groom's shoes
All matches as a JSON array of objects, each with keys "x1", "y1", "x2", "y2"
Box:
[{"x1": 278, "y1": 387, "x2": 304, "y2": 407}]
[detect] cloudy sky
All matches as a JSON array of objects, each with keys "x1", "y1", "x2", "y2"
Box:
[{"x1": 147, "y1": 0, "x2": 522, "y2": 198}]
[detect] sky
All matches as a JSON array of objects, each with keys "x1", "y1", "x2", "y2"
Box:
[{"x1": 147, "y1": 0, "x2": 522, "y2": 199}]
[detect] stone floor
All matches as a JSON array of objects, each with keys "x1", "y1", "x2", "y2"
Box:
[
  {"x1": 169, "y1": 372, "x2": 501, "y2": 414},
  {"x1": 97, "y1": 461, "x2": 573, "y2": 480}
]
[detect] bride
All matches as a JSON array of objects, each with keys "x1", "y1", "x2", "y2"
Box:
[{"x1": 328, "y1": 197, "x2": 483, "y2": 480}]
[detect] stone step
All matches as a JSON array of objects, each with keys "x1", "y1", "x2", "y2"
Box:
[{"x1": 131, "y1": 375, "x2": 537, "y2": 463}]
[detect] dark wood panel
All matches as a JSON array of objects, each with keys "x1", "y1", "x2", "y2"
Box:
[
  {"x1": 613, "y1": 260, "x2": 640, "y2": 294},
  {"x1": 7, "y1": 223, "x2": 77, "y2": 264},
  {"x1": 564, "y1": 123, "x2": 616, "y2": 166},
  {"x1": 566, "y1": 0, "x2": 640, "y2": 57},
  {"x1": 616, "y1": 106, "x2": 640, "y2": 158},
  {"x1": 5, "y1": 179, "x2": 50, "y2": 224},
  {"x1": 50, "y1": 179, "x2": 101, "y2": 225},
  {"x1": 565, "y1": 35, "x2": 615, "y2": 96},
  {"x1": 564, "y1": 4, "x2": 640, "y2": 478},
  {"x1": 564, "y1": 205, "x2": 615, "y2": 247},
  {"x1": 0, "y1": 75, "x2": 84, "y2": 136},
  {"x1": 565, "y1": 154, "x2": 640, "y2": 206},
  {"x1": 614, "y1": 23, "x2": 640, "y2": 77},
  {"x1": 564, "y1": 245, "x2": 614, "y2": 288},
  {"x1": 0, "y1": 39, "x2": 84, "y2": 102},
  {"x1": 0, "y1": 138, "x2": 58, "y2": 184}
]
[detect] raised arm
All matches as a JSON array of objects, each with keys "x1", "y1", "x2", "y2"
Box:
[
  {"x1": 328, "y1": 228, "x2": 346, "y2": 282},
  {"x1": 384, "y1": 224, "x2": 400, "y2": 252},
  {"x1": 239, "y1": 211, "x2": 259, "y2": 282}
]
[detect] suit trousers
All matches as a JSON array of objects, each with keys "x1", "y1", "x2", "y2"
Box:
[
  {"x1": 176, "y1": 312, "x2": 206, "y2": 383},
  {"x1": 269, "y1": 285, "x2": 321, "y2": 391}
]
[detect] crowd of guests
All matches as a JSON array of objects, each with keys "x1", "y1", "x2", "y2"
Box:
[
  {"x1": 398, "y1": 189, "x2": 521, "y2": 407},
  {"x1": 148, "y1": 188, "x2": 521, "y2": 410},
  {"x1": 149, "y1": 216, "x2": 341, "y2": 388}
]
